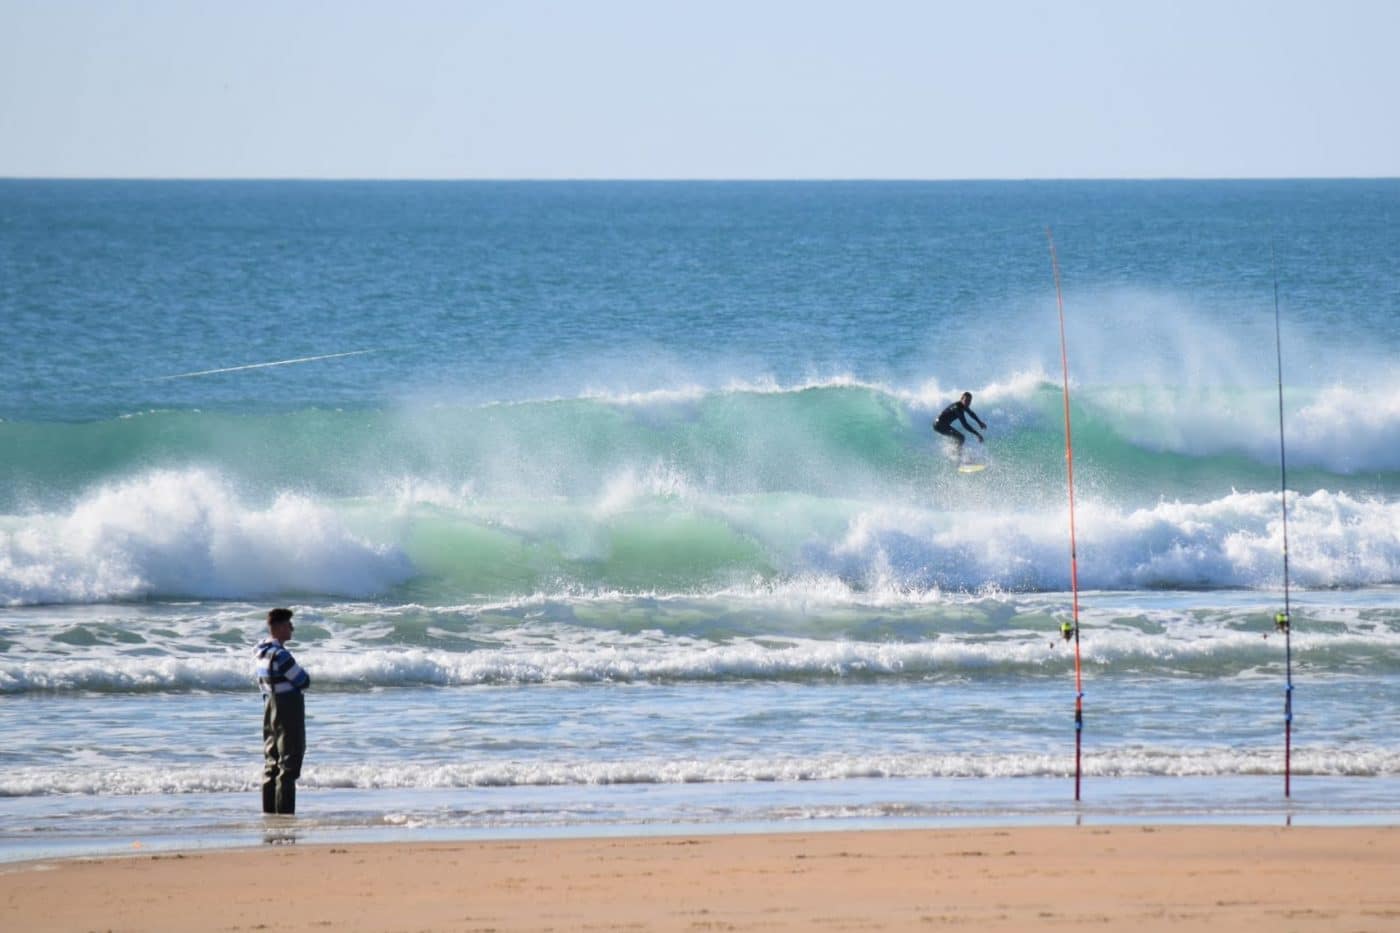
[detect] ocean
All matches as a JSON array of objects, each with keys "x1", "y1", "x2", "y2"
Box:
[{"x1": 2, "y1": 179, "x2": 1398, "y2": 861}]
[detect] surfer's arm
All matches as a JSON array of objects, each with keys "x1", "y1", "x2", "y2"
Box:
[
  {"x1": 958, "y1": 412, "x2": 984, "y2": 440},
  {"x1": 968, "y1": 407, "x2": 987, "y2": 429}
]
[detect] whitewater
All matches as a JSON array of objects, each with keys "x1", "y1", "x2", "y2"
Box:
[
  {"x1": 6, "y1": 379, "x2": 1398, "y2": 606},
  {"x1": 1, "y1": 179, "x2": 1398, "y2": 859}
]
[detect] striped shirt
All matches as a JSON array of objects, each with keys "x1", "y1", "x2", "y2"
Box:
[{"x1": 255, "y1": 638, "x2": 310, "y2": 696}]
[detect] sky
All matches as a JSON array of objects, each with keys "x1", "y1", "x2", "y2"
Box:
[{"x1": 1, "y1": 0, "x2": 1397, "y2": 179}]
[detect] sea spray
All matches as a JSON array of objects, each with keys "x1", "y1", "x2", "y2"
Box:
[{"x1": 4, "y1": 475, "x2": 1397, "y2": 605}]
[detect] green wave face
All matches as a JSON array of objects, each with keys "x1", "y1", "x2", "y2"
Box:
[
  {"x1": 6, "y1": 381, "x2": 1395, "y2": 506},
  {"x1": 4, "y1": 381, "x2": 1398, "y2": 604}
]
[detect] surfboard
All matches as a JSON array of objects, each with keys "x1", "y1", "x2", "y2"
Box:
[{"x1": 957, "y1": 448, "x2": 989, "y2": 473}]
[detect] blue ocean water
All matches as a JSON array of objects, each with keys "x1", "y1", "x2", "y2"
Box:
[{"x1": 2, "y1": 180, "x2": 1399, "y2": 860}]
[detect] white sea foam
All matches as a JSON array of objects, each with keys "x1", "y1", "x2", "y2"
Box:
[
  {"x1": 4, "y1": 746, "x2": 1397, "y2": 798},
  {"x1": 3, "y1": 614, "x2": 1395, "y2": 694},
  {"x1": 458, "y1": 370, "x2": 1400, "y2": 473},
  {"x1": 593, "y1": 462, "x2": 695, "y2": 515},
  {"x1": 1085, "y1": 379, "x2": 1400, "y2": 473},
  {"x1": 511, "y1": 370, "x2": 1046, "y2": 418},
  {"x1": 820, "y1": 489, "x2": 1400, "y2": 591},
  {"x1": 0, "y1": 469, "x2": 413, "y2": 606},
  {"x1": 2, "y1": 462, "x2": 1397, "y2": 606},
  {"x1": 1291, "y1": 381, "x2": 1400, "y2": 472}
]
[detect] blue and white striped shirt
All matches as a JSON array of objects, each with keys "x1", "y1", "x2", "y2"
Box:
[{"x1": 255, "y1": 638, "x2": 310, "y2": 696}]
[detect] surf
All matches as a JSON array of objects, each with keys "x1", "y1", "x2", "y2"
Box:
[
  {"x1": 3, "y1": 467, "x2": 1398, "y2": 605},
  {"x1": 4, "y1": 377, "x2": 1398, "y2": 504},
  {"x1": 4, "y1": 375, "x2": 1399, "y2": 606}
]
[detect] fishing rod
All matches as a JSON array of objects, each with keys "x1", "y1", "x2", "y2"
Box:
[
  {"x1": 1046, "y1": 227, "x2": 1084, "y2": 801},
  {"x1": 1271, "y1": 243, "x2": 1294, "y2": 798}
]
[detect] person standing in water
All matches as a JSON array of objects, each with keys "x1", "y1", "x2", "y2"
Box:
[
  {"x1": 933, "y1": 391, "x2": 987, "y2": 451},
  {"x1": 256, "y1": 607, "x2": 310, "y2": 815}
]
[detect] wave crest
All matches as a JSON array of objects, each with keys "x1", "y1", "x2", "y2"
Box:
[{"x1": 0, "y1": 469, "x2": 412, "y2": 605}]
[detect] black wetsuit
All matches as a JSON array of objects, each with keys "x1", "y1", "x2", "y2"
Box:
[{"x1": 933, "y1": 401, "x2": 985, "y2": 448}]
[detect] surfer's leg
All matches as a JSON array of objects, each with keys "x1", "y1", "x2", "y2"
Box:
[{"x1": 934, "y1": 424, "x2": 964, "y2": 446}]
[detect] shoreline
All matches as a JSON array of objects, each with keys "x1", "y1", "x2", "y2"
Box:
[
  {"x1": 7, "y1": 772, "x2": 1400, "y2": 866},
  {"x1": 4, "y1": 825, "x2": 1398, "y2": 931}
]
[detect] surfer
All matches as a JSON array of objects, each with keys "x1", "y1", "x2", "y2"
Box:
[
  {"x1": 256, "y1": 607, "x2": 310, "y2": 815},
  {"x1": 933, "y1": 392, "x2": 986, "y2": 452}
]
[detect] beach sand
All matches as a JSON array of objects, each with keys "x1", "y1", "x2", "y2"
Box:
[{"x1": 3, "y1": 826, "x2": 1397, "y2": 931}]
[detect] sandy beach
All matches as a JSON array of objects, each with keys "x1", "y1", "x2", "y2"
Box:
[{"x1": 3, "y1": 825, "x2": 1398, "y2": 932}]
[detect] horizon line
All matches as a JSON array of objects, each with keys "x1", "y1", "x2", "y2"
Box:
[{"x1": 2, "y1": 175, "x2": 1398, "y2": 184}]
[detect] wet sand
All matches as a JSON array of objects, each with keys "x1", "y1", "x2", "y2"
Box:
[{"x1": 3, "y1": 825, "x2": 1398, "y2": 931}]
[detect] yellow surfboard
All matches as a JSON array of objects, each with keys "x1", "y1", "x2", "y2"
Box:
[{"x1": 957, "y1": 450, "x2": 989, "y2": 473}]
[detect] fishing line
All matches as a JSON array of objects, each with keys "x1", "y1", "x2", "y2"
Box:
[
  {"x1": 26, "y1": 347, "x2": 398, "y2": 399},
  {"x1": 1047, "y1": 227, "x2": 1084, "y2": 801},
  {"x1": 148, "y1": 348, "x2": 381, "y2": 382},
  {"x1": 1271, "y1": 242, "x2": 1294, "y2": 798}
]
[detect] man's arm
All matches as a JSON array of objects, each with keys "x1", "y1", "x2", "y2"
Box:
[
  {"x1": 968, "y1": 406, "x2": 987, "y2": 430},
  {"x1": 958, "y1": 411, "x2": 984, "y2": 442},
  {"x1": 277, "y1": 648, "x2": 311, "y2": 691}
]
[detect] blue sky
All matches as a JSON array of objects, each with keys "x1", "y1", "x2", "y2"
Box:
[{"x1": 2, "y1": 0, "x2": 1396, "y2": 179}]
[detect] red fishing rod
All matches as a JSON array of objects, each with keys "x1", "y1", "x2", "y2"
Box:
[
  {"x1": 1271, "y1": 243, "x2": 1294, "y2": 797},
  {"x1": 1047, "y1": 228, "x2": 1084, "y2": 801}
]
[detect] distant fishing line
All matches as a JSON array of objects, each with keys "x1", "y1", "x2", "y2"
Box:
[{"x1": 149, "y1": 348, "x2": 382, "y2": 381}]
